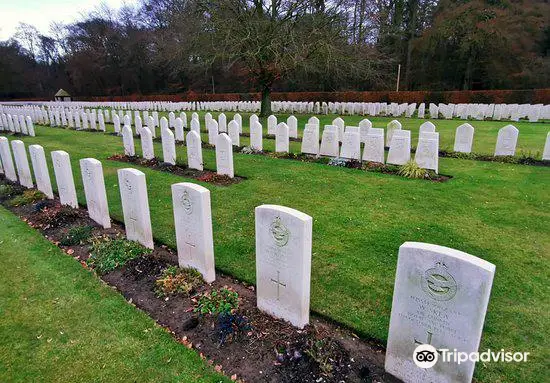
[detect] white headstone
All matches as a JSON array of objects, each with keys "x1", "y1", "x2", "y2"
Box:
[
  {"x1": 340, "y1": 128, "x2": 361, "y2": 160},
  {"x1": 415, "y1": 132, "x2": 439, "y2": 173},
  {"x1": 207, "y1": 119, "x2": 219, "y2": 146},
  {"x1": 218, "y1": 113, "x2": 227, "y2": 133},
  {"x1": 453, "y1": 123, "x2": 475, "y2": 153},
  {"x1": 80, "y1": 158, "x2": 111, "y2": 228},
  {"x1": 29, "y1": 145, "x2": 54, "y2": 199},
  {"x1": 387, "y1": 130, "x2": 411, "y2": 165},
  {"x1": 175, "y1": 117, "x2": 184, "y2": 141},
  {"x1": 234, "y1": 113, "x2": 242, "y2": 133},
  {"x1": 216, "y1": 133, "x2": 234, "y2": 178},
  {"x1": 98, "y1": 111, "x2": 106, "y2": 132},
  {"x1": 287, "y1": 115, "x2": 298, "y2": 138},
  {"x1": 147, "y1": 116, "x2": 156, "y2": 138},
  {"x1": 255, "y1": 205, "x2": 312, "y2": 328},
  {"x1": 168, "y1": 112, "x2": 175, "y2": 127},
  {"x1": 301, "y1": 124, "x2": 319, "y2": 155},
  {"x1": 118, "y1": 168, "x2": 154, "y2": 249},
  {"x1": 134, "y1": 115, "x2": 142, "y2": 135},
  {"x1": 172, "y1": 182, "x2": 215, "y2": 283},
  {"x1": 387, "y1": 120, "x2": 402, "y2": 146},
  {"x1": 332, "y1": 117, "x2": 345, "y2": 142},
  {"x1": 267, "y1": 115, "x2": 277, "y2": 135},
  {"x1": 359, "y1": 119, "x2": 372, "y2": 142},
  {"x1": 308, "y1": 116, "x2": 319, "y2": 126},
  {"x1": 11, "y1": 140, "x2": 34, "y2": 188},
  {"x1": 228, "y1": 120, "x2": 240, "y2": 146},
  {"x1": 186, "y1": 130, "x2": 203, "y2": 171},
  {"x1": 543, "y1": 132, "x2": 550, "y2": 161},
  {"x1": 319, "y1": 125, "x2": 339, "y2": 157},
  {"x1": 362, "y1": 128, "x2": 385, "y2": 164},
  {"x1": 385, "y1": 242, "x2": 495, "y2": 383},
  {"x1": 494, "y1": 125, "x2": 519, "y2": 156},
  {"x1": 25, "y1": 116, "x2": 35, "y2": 136},
  {"x1": 140, "y1": 126, "x2": 155, "y2": 160},
  {"x1": 0, "y1": 137, "x2": 17, "y2": 182},
  {"x1": 191, "y1": 118, "x2": 201, "y2": 135},
  {"x1": 122, "y1": 126, "x2": 135, "y2": 156},
  {"x1": 113, "y1": 114, "x2": 121, "y2": 134},
  {"x1": 419, "y1": 121, "x2": 436, "y2": 135},
  {"x1": 161, "y1": 127, "x2": 177, "y2": 165},
  {"x1": 51, "y1": 150, "x2": 78, "y2": 208},
  {"x1": 250, "y1": 121, "x2": 263, "y2": 151},
  {"x1": 275, "y1": 123, "x2": 290, "y2": 153}
]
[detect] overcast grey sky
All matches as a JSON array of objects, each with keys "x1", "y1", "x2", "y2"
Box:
[{"x1": 0, "y1": 0, "x2": 138, "y2": 41}]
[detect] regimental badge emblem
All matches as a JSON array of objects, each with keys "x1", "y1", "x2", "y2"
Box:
[
  {"x1": 421, "y1": 261, "x2": 457, "y2": 301},
  {"x1": 270, "y1": 216, "x2": 289, "y2": 247},
  {"x1": 181, "y1": 190, "x2": 193, "y2": 215}
]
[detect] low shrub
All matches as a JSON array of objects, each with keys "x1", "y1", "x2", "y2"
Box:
[
  {"x1": 194, "y1": 288, "x2": 239, "y2": 316},
  {"x1": 87, "y1": 236, "x2": 152, "y2": 274},
  {"x1": 6, "y1": 189, "x2": 46, "y2": 207},
  {"x1": 60, "y1": 225, "x2": 94, "y2": 246},
  {"x1": 154, "y1": 266, "x2": 203, "y2": 297},
  {"x1": 398, "y1": 161, "x2": 429, "y2": 179}
]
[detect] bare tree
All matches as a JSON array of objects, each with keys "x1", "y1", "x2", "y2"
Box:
[{"x1": 197, "y1": 0, "x2": 374, "y2": 115}]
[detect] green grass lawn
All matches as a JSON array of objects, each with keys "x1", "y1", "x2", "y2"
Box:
[
  {"x1": 0, "y1": 205, "x2": 228, "y2": 382},
  {"x1": 2, "y1": 114, "x2": 549, "y2": 382}
]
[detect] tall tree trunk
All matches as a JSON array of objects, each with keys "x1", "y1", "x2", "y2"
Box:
[
  {"x1": 260, "y1": 85, "x2": 272, "y2": 117},
  {"x1": 463, "y1": 54, "x2": 474, "y2": 90}
]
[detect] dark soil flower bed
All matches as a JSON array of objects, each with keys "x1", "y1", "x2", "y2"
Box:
[
  {"x1": 108, "y1": 154, "x2": 245, "y2": 186},
  {"x1": 0, "y1": 176, "x2": 399, "y2": 383}
]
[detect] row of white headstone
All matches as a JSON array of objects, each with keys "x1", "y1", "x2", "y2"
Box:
[
  {"x1": 3, "y1": 99, "x2": 549, "y2": 122},
  {"x1": 0, "y1": 134, "x2": 499, "y2": 383},
  {"x1": 121, "y1": 119, "x2": 235, "y2": 179},
  {"x1": 0, "y1": 113, "x2": 35, "y2": 136}
]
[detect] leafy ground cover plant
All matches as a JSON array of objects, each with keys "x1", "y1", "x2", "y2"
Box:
[
  {"x1": 87, "y1": 235, "x2": 152, "y2": 274},
  {"x1": 154, "y1": 266, "x2": 204, "y2": 297}
]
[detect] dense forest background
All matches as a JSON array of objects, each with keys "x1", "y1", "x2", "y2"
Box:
[{"x1": 1, "y1": 0, "x2": 549, "y2": 100}]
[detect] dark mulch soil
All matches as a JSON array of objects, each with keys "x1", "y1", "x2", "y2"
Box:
[
  {"x1": 108, "y1": 154, "x2": 245, "y2": 186},
  {"x1": 0, "y1": 176, "x2": 400, "y2": 383}
]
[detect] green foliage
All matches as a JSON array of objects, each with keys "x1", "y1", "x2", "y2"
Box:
[
  {"x1": 6, "y1": 189, "x2": 46, "y2": 207},
  {"x1": 87, "y1": 236, "x2": 151, "y2": 274},
  {"x1": 398, "y1": 161, "x2": 428, "y2": 179},
  {"x1": 194, "y1": 288, "x2": 239, "y2": 316},
  {"x1": 440, "y1": 150, "x2": 546, "y2": 165},
  {"x1": 0, "y1": 184, "x2": 16, "y2": 198},
  {"x1": 60, "y1": 225, "x2": 94, "y2": 246},
  {"x1": 154, "y1": 266, "x2": 204, "y2": 297}
]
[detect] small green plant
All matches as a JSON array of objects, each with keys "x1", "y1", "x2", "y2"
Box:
[
  {"x1": 60, "y1": 225, "x2": 94, "y2": 246},
  {"x1": 194, "y1": 288, "x2": 239, "y2": 315},
  {"x1": 154, "y1": 266, "x2": 204, "y2": 297},
  {"x1": 398, "y1": 161, "x2": 428, "y2": 179},
  {"x1": 87, "y1": 236, "x2": 152, "y2": 274},
  {"x1": 0, "y1": 184, "x2": 16, "y2": 198},
  {"x1": 6, "y1": 189, "x2": 46, "y2": 207}
]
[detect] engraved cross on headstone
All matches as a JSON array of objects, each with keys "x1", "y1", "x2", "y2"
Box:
[
  {"x1": 414, "y1": 330, "x2": 444, "y2": 354},
  {"x1": 270, "y1": 271, "x2": 286, "y2": 300}
]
